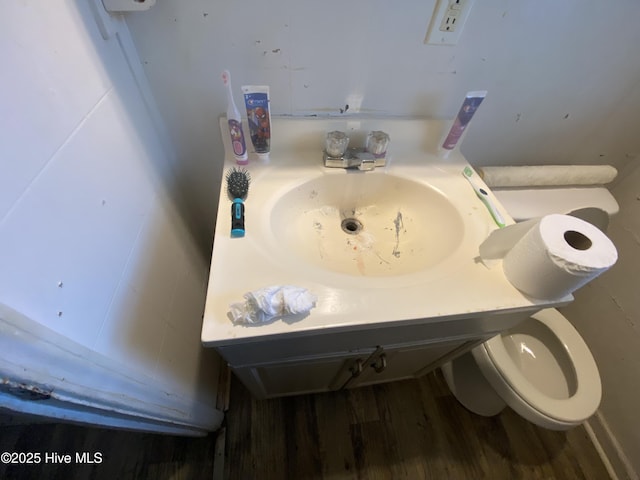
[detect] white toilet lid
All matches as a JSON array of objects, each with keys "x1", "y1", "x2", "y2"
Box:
[
  {"x1": 484, "y1": 308, "x2": 601, "y2": 424},
  {"x1": 493, "y1": 187, "x2": 619, "y2": 222}
]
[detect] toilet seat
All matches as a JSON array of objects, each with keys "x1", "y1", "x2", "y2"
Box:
[{"x1": 474, "y1": 308, "x2": 601, "y2": 425}]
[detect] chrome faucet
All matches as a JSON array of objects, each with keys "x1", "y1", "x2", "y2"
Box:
[
  {"x1": 323, "y1": 131, "x2": 389, "y2": 171},
  {"x1": 324, "y1": 148, "x2": 379, "y2": 171}
]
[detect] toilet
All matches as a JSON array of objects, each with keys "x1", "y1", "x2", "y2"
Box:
[{"x1": 442, "y1": 182, "x2": 618, "y2": 430}]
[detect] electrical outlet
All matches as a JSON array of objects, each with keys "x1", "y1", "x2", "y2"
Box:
[
  {"x1": 425, "y1": 0, "x2": 475, "y2": 46},
  {"x1": 440, "y1": 2, "x2": 462, "y2": 32}
]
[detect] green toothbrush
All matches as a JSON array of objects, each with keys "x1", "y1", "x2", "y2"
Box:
[{"x1": 463, "y1": 166, "x2": 506, "y2": 228}]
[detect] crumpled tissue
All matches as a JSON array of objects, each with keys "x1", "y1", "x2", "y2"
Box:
[{"x1": 229, "y1": 285, "x2": 318, "y2": 324}]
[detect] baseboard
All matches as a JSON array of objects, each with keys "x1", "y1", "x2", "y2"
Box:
[{"x1": 585, "y1": 411, "x2": 638, "y2": 480}]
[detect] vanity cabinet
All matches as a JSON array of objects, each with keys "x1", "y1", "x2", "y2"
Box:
[
  {"x1": 232, "y1": 349, "x2": 376, "y2": 399},
  {"x1": 342, "y1": 339, "x2": 477, "y2": 389},
  {"x1": 217, "y1": 311, "x2": 529, "y2": 399},
  {"x1": 230, "y1": 337, "x2": 480, "y2": 399}
]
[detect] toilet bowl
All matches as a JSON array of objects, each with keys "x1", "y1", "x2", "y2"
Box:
[
  {"x1": 443, "y1": 310, "x2": 601, "y2": 430},
  {"x1": 442, "y1": 182, "x2": 617, "y2": 430},
  {"x1": 443, "y1": 309, "x2": 601, "y2": 430}
]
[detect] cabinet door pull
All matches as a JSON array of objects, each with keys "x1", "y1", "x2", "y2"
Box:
[
  {"x1": 350, "y1": 358, "x2": 364, "y2": 377},
  {"x1": 372, "y1": 353, "x2": 387, "y2": 373}
]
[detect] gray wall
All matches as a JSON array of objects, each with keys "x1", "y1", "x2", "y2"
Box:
[
  {"x1": 1, "y1": 0, "x2": 221, "y2": 426},
  {"x1": 125, "y1": 0, "x2": 640, "y2": 245}
]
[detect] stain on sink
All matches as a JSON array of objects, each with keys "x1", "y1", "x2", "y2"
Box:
[{"x1": 392, "y1": 211, "x2": 404, "y2": 258}]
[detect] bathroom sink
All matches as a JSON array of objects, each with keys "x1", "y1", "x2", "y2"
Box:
[
  {"x1": 202, "y1": 117, "x2": 569, "y2": 347},
  {"x1": 270, "y1": 172, "x2": 464, "y2": 277}
]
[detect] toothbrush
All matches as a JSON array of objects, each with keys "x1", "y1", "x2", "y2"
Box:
[
  {"x1": 463, "y1": 166, "x2": 506, "y2": 228},
  {"x1": 222, "y1": 69, "x2": 248, "y2": 164}
]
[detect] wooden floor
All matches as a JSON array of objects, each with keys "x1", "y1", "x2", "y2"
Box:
[
  {"x1": 0, "y1": 412, "x2": 216, "y2": 480},
  {"x1": 225, "y1": 370, "x2": 611, "y2": 480},
  {"x1": 0, "y1": 369, "x2": 611, "y2": 480}
]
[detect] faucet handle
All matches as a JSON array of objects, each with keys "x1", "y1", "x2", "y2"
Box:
[
  {"x1": 365, "y1": 131, "x2": 390, "y2": 158},
  {"x1": 325, "y1": 131, "x2": 349, "y2": 158}
]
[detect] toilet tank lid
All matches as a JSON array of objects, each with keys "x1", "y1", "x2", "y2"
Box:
[{"x1": 492, "y1": 187, "x2": 619, "y2": 222}]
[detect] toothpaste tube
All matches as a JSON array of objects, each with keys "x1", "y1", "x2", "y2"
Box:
[
  {"x1": 241, "y1": 85, "x2": 271, "y2": 160},
  {"x1": 441, "y1": 90, "x2": 487, "y2": 151}
]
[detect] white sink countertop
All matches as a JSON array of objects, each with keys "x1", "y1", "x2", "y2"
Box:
[{"x1": 202, "y1": 117, "x2": 568, "y2": 347}]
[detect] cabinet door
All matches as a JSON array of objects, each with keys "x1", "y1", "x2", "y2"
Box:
[
  {"x1": 233, "y1": 350, "x2": 374, "y2": 399},
  {"x1": 352, "y1": 339, "x2": 474, "y2": 388}
]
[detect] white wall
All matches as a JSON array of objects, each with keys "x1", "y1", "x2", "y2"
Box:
[
  {"x1": 125, "y1": 0, "x2": 640, "y2": 245},
  {"x1": 0, "y1": 0, "x2": 221, "y2": 428},
  {"x1": 561, "y1": 164, "x2": 640, "y2": 475}
]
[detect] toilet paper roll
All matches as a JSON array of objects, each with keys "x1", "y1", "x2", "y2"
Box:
[{"x1": 481, "y1": 214, "x2": 618, "y2": 300}]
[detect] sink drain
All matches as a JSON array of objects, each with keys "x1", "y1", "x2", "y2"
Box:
[{"x1": 341, "y1": 218, "x2": 363, "y2": 235}]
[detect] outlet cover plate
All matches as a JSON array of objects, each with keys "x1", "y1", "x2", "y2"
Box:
[{"x1": 424, "y1": 0, "x2": 475, "y2": 46}]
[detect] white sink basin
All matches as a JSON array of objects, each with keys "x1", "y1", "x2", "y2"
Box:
[
  {"x1": 202, "y1": 117, "x2": 565, "y2": 346},
  {"x1": 271, "y1": 172, "x2": 464, "y2": 277}
]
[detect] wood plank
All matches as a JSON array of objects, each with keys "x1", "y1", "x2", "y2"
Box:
[
  {"x1": 345, "y1": 385, "x2": 381, "y2": 425},
  {"x1": 350, "y1": 420, "x2": 394, "y2": 480},
  {"x1": 226, "y1": 370, "x2": 612, "y2": 480},
  {"x1": 0, "y1": 415, "x2": 215, "y2": 480},
  {"x1": 373, "y1": 381, "x2": 430, "y2": 479},
  {"x1": 313, "y1": 389, "x2": 358, "y2": 479},
  {"x1": 283, "y1": 394, "x2": 323, "y2": 479}
]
